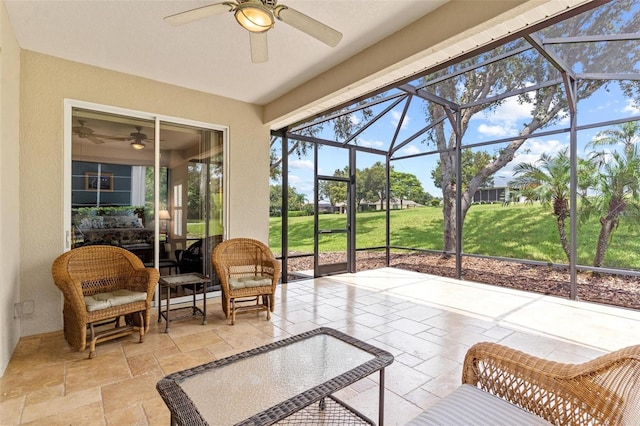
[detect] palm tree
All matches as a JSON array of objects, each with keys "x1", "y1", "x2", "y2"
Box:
[
  {"x1": 584, "y1": 122, "x2": 640, "y2": 267},
  {"x1": 509, "y1": 149, "x2": 572, "y2": 262}
]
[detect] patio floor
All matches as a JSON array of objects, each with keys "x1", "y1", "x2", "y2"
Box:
[{"x1": 2, "y1": 267, "x2": 639, "y2": 425}]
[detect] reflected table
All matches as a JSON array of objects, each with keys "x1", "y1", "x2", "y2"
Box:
[{"x1": 156, "y1": 327, "x2": 394, "y2": 425}]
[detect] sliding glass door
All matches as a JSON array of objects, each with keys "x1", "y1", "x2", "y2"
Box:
[{"x1": 67, "y1": 101, "x2": 227, "y2": 304}]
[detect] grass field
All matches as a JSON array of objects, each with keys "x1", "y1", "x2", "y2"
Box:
[{"x1": 268, "y1": 204, "x2": 640, "y2": 270}]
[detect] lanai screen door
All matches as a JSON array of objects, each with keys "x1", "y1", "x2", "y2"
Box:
[{"x1": 313, "y1": 145, "x2": 355, "y2": 276}]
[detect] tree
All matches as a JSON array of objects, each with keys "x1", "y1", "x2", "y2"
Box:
[
  {"x1": 269, "y1": 185, "x2": 307, "y2": 216},
  {"x1": 359, "y1": 162, "x2": 388, "y2": 209},
  {"x1": 318, "y1": 168, "x2": 348, "y2": 212},
  {"x1": 270, "y1": 104, "x2": 377, "y2": 179},
  {"x1": 390, "y1": 171, "x2": 424, "y2": 208},
  {"x1": 423, "y1": 2, "x2": 639, "y2": 253},
  {"x1": 412, "y1": 191, "x2": 435, "y2": 206},
  {"x1": 509, "y1": 149, "x2": 571, "y2": 261},
  {"x1": 583, "y1": 122, "x2": 640, "y2": 267},
  {"x1": 144, "y1": 165, "x2": 168, "y2": 214},
  {"x1": 430, "y1": 150, "x2": 495, "y2": 190}
]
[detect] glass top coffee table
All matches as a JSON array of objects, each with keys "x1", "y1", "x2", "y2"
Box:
[{"x1": 156, "y1": 327, "x2": 394, "y2": 425}]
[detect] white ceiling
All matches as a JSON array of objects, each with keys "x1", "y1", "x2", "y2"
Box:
[{"x1": 4, "y1": 0, "x2": 447, "y2": 106}]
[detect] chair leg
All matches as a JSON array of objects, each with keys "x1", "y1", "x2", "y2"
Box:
[
  {"x1": 265, "y1": 295, "x2": 271, "y2": 321},
  {"x1": 88, "y1": 323, "x2": 97, "y2": 359},
  {"x1": 138, "y1": 311, "x2": 145, "y2": 343},
  {"x1": 231, "y1": 299, "x2": 236, "y2": 325}
]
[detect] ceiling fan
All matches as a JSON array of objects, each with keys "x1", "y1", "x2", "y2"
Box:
[
  {"x1": 164, "y1": 0, "x2": 342, "y2": 63},
  {"x1": 129, "y1": 126, "x2": 152, "y2": 150},
  {"x1": 72, "y1": 120, "x2": 127, "y2": 144}
]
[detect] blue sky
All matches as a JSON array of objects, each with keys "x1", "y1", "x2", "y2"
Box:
[{"x1": 277, "y1": 83, "x2": 639, "y2": 203}]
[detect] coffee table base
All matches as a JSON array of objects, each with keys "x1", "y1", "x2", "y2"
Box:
[{"x1": 275, "y1": 396, "x2": 374, "y2": 425}]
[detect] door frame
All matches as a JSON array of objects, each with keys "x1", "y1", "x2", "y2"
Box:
[
  {"x1": 313, "y1": 145, "x2": 357, "y2": 276},
  {"x1": 63, "y1": 99, "x2": 229, "y2": 304}
]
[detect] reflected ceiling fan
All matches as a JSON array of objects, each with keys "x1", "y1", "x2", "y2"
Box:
[
  {"x1": 72, "y1": 120, "x2": 128, "y2": 144},
  {"x1": 164, "y1": 0, "x2": 342, "y2": 63},
  {"x1": 73, "y1": 120, "x2": 153, "y2": 150},
  {"x1": 128, "y1": 126, "x2": 152, "y2": 150}
]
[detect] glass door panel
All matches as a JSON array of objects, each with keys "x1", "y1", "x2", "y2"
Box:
[
  {"x1": 71, "y1": 108, "x2": 156, "y2": 263},
  {"x1": 161, "y1": 121, "x2": 224, "y2": 293}
]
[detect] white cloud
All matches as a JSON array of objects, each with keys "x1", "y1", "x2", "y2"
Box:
[
  {"x1": 477, "y1": 124, "x2": 509, "y2": 136},
  {"x1": 287, "y1": 175, "x2": 304, "y2": 186},
  {"x1": 498, "y1": 138, "x2": 568, "y2": 182},
  {"x1": 286, "y1": 174, "x2": 314, "y2": 198},
  {"x1": 289, "y1": 159, "x2": 313, "y2": 170},
  {"x1": 400, "y1": 145, "x2": 422, "y2": 156},
  {"x1": 391, "y1": 110, "x2": 410, "y2": 129},
  {"x1": 592, "y1": 101, "x2": 614, "y2": 112},
  {"x1": 359, "y1": 138, "x2": 385, "y2": 148},
  {"x1": 622, "y1": 99, "x2": 640, "y2": 115},
  {"x1": 472, "y1": 96, "x2": 533, "y2": 137},
  {"x1": 557, "y1": 112, "x2": 570, "y2": 125},
  {"x1": 487, "y1": 96, "x2": 533, "y2": 122}
]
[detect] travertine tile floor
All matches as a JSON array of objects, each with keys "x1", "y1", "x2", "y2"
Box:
[{"x1": 2, "y1": 267, "x2": 640, "y2": 425}]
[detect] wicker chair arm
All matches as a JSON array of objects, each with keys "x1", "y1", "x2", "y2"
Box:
[
  {"x1": 53, "y1": 276, "x2": 89, "y2": 332},
  {"x1": 258, "y1": 259, "x2": 281, "y2": 277},
  {"x1": 124, "y1": 267, "x2": 160, "y2": 295},
  {"x1": 51, "y1": 260, "x2": 88, "y2": 311},
  {"x1": 268, "y1": 259, "x2": 281, "y2": 283},
  {"x1": 462, "y1": 342, "x2": 640, "y2": 425}
]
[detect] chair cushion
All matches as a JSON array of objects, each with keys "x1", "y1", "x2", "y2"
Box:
[
  {"x1": 406, "y1": 384, "x2": 550, "y2": 426},
  {"x1": 84, "y1": 289, "x2": 147, "y2": 312},
  {"x1": 228, "y1": 276, "x2": 272, "y2": 289}
]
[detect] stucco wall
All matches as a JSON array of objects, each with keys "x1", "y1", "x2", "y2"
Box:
[
  {"x1": 19, "y1": 51, "x2": 269, "y2": 337},
  {"x1": 0, "y1": 1, "x2": 22, "y2": 375}
]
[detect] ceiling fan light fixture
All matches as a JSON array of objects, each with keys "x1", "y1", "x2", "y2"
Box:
[
  {"x1": 130, "y1": 141, "x2": 145, "y2": 150},
  {"x1": 234, "y1": 1, "x2": 273, "y2": 33}
]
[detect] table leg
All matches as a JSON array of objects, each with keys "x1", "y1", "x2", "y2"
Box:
[
  {"x1": 157, "y1": 285, "x2": 162, "y2": 323},
  {"x1": 379, "y1": 368, "x2": 385, "y2": 426},
  {"x1": 202, "y1": 282, "x2": 207, "y2": 325},
  {"x1": 165, "y1": 285, "x2": 171, "y2": 333},
  {"x1": 192, "y1": 285, "x2": 197, "y2": 317}
]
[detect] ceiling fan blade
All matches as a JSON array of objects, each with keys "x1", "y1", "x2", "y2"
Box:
[
  {"x1": 250, "y1": 32, "x2": 268, "y2": 63},
  {"x1": 275, "y1": 6, "x2": 342, "y2": 47},
  {"x1": 88, "y1": 136, "x2": 105, "y2": 144},
  {"x1": 93, "y1": 134, "x2": 129, "y2": 141},
  {"x1": 164, "y1": 2, "x2": 235, "y2": 26}
]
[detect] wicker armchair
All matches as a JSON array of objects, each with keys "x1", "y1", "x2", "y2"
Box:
[
  {"x1": 462, "y1": 342, "x2": 640, "y2": 425},
  {"x1": 211, "y1": 238, "x2": 281, "y2": 325},
  {"x1": 52, "y1": 245, "x2": 159, "y2": 358}
]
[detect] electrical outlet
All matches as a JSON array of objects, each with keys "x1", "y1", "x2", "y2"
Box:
[{"x1": 13, "y1": 301, "x2": 35, "y2": 318}]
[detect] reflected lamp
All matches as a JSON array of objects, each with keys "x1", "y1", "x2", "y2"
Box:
[{"x1": 159, "y1": 210, "x2": 171, "y2": 235}]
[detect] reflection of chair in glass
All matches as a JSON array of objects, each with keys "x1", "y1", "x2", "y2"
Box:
[
  {"x1": 211, "y1": 238, "x2": 281, "y2": 325},
  {"x1": 176, "y1": 236, "x2": 221, "y2": 274},
  {"x1": 51, "y1": 245, "x2": 159, "y2": 358}
]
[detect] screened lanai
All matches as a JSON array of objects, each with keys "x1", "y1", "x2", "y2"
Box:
[{"x1": 270, "y1": 0, "x2": 640, "y2": 311}]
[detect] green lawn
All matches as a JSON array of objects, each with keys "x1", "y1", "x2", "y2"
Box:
[
  {"x1": 269, "y1": 204, "x2": 640, "y2": 270},
  {"x1": 185, "y1": 221, "x2": 224, "y2": 237}
]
